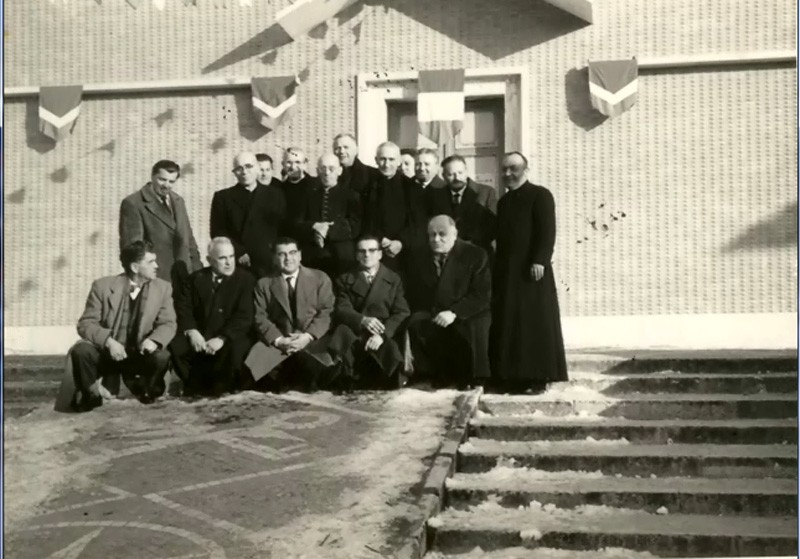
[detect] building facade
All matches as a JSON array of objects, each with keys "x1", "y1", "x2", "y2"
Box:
[{"x1": 3, "y1": 0, "x2": 797, "y2": 352}]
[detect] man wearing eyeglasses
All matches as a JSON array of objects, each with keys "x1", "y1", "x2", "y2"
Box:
[
  {"x1": 244, "y1": 238, "x2": 339, "y2": 391},
  {"x1": 210, "y1": 151, "x2": 287, "y2": 279},
  {"x1": 328, "y1": 235, "x2": 410, "y2": 389},
  {"x1": 490, "y1": 152, "x2": 567, "y2": 394}
]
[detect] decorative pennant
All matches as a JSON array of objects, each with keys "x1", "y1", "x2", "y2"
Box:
[
  {"x1": 588, "y1": 59, "x2": 639, "y2": 117},
  {"x1": 417, "y1": 69, "x2": 465, "y2": 147},
  {"x1": 39, "y1": 85, "x2": 83, "y2": 142},
  {"x1": 251, "y1": 76, "x2": 298, "y2": 131},
  {"x1": 276, "y1": 0, "x2": 358, "y2": 40}
]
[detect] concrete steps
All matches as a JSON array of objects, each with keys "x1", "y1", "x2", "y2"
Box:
[
  {"x1": 479, "y1": 393, "x2": 798, "y2": 420},
  {"x1": 424, "y1": 356, "x2": 798, "y2": 557}
]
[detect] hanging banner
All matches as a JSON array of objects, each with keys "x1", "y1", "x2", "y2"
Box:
[
  {"x1": 39, "y1": 85, "x2": 83, "y2": 142},
  {"x1": 251, "y1": 76, "x2": 298, "y2": 130},
  {"x1": 588, "y1": 59, "x2": 639, "y2": 117},
  {"x1": 417, "y1": 69, "x2": 465, "y2": 147}
]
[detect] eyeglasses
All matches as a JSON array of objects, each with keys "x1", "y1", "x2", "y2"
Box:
[
  {"x1": 232, "y1": 163, "x2": 255, "y2": 174},
  {"x1": 356, "y1": 248, "x2": 381, "y2": 254}
]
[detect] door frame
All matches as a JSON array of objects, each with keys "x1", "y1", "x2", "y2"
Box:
[{"x1": 355, "y1": 66, "x2": 529, "y2": 171}]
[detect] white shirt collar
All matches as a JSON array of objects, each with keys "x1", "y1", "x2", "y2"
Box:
[{"x1": 281, "y1": 269, "x2": 300, "y2": 283}]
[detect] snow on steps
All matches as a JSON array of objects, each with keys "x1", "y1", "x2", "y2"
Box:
[
  {"x1": 557, "y1": 371, "x2": 797, "y2": 394},
  {"x1": 457, "y1": 439, "x2": 797, "y2": 478},
  {"x1": 446, "y1": 469, "x2": 798, "y2": 516},
  {"x1": 469, "y1": 415, "x2": 798, "y2": 444},
  {"x1": 427, "y1": 502, "x2": 798, "y2": 556}
]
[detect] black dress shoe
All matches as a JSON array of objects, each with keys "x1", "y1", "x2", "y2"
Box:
[{"x1": 73, "y1": 392, "x2": 103, "y2": 412}]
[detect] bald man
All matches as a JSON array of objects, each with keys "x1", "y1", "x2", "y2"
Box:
[
  {"x1": 280, "y1": 147, "x2": 317, "y2": 238},
  {"x1": 210, "y1": 151, "x2": 287, "y2": 278},
  {"x1": 405, "y1": 215, "x2": 491, "y2": 388},
  {"x1": 333, "y1": 133, "x2": 377, "y2": 196},
  {"x1": 170, "y1": 237, "x2": 256, "y2": 396},
  {"x1": 491, "y1": 152, "x2": 567, "y2": 393},
  {"x1": 299, "y1": 154, "x2": 362, "y2": 278},
  {"x1": 360, "y1": 141, "x2": 415, "y2": 271}
]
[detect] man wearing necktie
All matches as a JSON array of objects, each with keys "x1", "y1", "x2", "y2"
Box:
[
  {"x1": 428, "y1": 154, "x2": 497, "y2": 255},
  {"x1": 328, "y1": 235, "x2": 410, "y2": 389},
  {"x1": 245, "y1": 237, "x2": 339, "y2": 391},
  {"x1": 56, "y1": 241, "x2": 176, "y2": 412},
  {"x1": 405, "y1": 215, "x2": 492, "y2": 388},
  {"x1": 170, "y1": 237, "x2": 256, "y2": 396},
  {"x1": 119, "y1": 160, "x2": 202, "y2": 284}
]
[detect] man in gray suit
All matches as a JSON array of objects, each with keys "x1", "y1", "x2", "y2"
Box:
[
  {"x1": 244, "y1": 237, "x2": 338, "y2": 391},
  {"x1": 59, "y1": 240, "x2": 177, "y2": 411},
  {"x1": 120, "y1": 160, "x2": 202, "y2": 283}
]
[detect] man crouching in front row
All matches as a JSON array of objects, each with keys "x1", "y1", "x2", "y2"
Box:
[
  {"x1": 170, "y1": 237, "x2": 256, "y2": 397},
  {"x1": 244, "y1": 237, "x2": 341, "y2": 391},
  {"x1": 65, "y1": 240, "x2": 176, "y2": 411}
]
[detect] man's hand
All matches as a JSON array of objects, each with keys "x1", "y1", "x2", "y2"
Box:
[
  {"x1": 433, "y1": 310, "x2": 457, "y2": 328},
  {"x1": 381, "y1": 238, "x2": 403, "y2": 257},
  {"x1": 186, "y1": 329, "x2": 206, "y2": 353},
  {"x1": 140, "y1": 339, "x2": 159, "y2": 355},
  {"x1": 361, "y1": 316, "x2": 386, "y2": 336},
  {"x1": 105, "y1": 338, "x2": 127, "y2": 362},
  {"x1": 312, "y1": 221, "x2": 333, "y2": 238},
  {"x1": 531, "y1": 264, "x2": 544, "y2": 282},
  {"x1": 205, "y1": 337, "x2": 225, "y2": 355},
  {"x1": 365, "y1": 334, "x2": 384, "y2": 351},
  {"x1": 286, "y1": 332, "x2": 313, "y2": 354},
  {"x1": 273, "y1": 336, "x2": 295, "y2": 353},
  {"x1": 238, "y1": 253, "x2": 251, "y2": 266}
]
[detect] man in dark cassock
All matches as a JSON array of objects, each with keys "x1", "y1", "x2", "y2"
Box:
[
  {"x1": 119, "y1": 160, "x2": 202, "y2": 283},
  {"x1": 210, "y1": 151, "x2": 287, "y2": 279},
  {"x1": 360, "y1": 141, "x2": 414, "y2": 272},
  {"x1": 405, "y1": 215, "x2": 491, "y2": 387},
  {"x1": 280, "y1": 147, "x2": 317, "y2": 238},
  {"x1": 328, "y1": 236, "x2": 410, "y2": 389},
  {"x1": 491, "y1": 152, "x2": 567, "y2": 393},
  {"x1": 429, "y1": 154, "x2": 496, "y2": 254},
  {"x1": 60, "y1": 241, "x2": 176, "y2": 411},
  {"x1": 333, "y1": 133, "x2": 377, "y2": 196},
  {"x1": 244, "y1": 238, "x2": 339, "y2": 391},
  {"x1": 299, "y1": 154, "x2": 361, "y2": 279},
  {"x1": 170, "y1": 237, "x2": 256, "y2": 396}
]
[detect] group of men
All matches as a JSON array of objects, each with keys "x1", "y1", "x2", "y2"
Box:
[{"x1": 65, "y1": 133, "x2": 567, "y2": 412}]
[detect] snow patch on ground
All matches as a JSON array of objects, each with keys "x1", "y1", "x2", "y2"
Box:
[{"x1": 447, "y1": 466, "x2": 606, "y2": 488}]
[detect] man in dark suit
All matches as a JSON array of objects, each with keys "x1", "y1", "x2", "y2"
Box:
[
  {"x1": 414, "y1": 148, "x2": 446, "y2": 191},
  {"x1": 429, "y1": 154, "x2": 497, "y2": 254},
  {"x1": 244, "y1": 237, "x2": 338, "y2": 391},
  {"x1": 210, "y1": 151, "x2": 287, "y2": 279},
  {"x1": 333, "y1": 133, "x2": 376, "y2": 196},
  {"x1": 405, "y1": 215, "x2": 492, "y2": 388},
  {"x1": 62, "y1": 240, "x2": 176, "y2": 411},
  {"x1": 360, "y1": 141, "x2": 413, "y2": 272},
  {"x1": 328, "y1": 235, "x2": 410, "y2": 389},
  {"x1": 280, "y1": 147, "x2": 316, "y2": 238},
  {"x1": 300, "y1": 154, "x2": 362, "y2": 279},
  {"x1": 170, "y1": 237, "x2": 256, "y2": 396},
  {"x1": 120, "y1": 160, "x2": 202, "y2": 283}
]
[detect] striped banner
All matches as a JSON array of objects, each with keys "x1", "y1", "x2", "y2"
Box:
[
  {"x1": 251, "y1": 76, "x2": 298, "y2": 131},
  {"x1": 417, "y1": 69, "x2": 465, "y2": 147},
  {"x1": 276, "y1": 0, "x2": 358, "y2": 40},
  {"x1": 39, "y1": 85, "x2": 83, "y2": 142},
  {"x1": 588, "y1": 59, "x2": 638, "y2": 117}
]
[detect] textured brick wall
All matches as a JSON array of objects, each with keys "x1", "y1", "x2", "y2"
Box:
[{"x1": 3, "y1": 0, "x2": 796, "y2": 326}]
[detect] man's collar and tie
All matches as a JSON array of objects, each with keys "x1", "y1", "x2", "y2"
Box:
[
  {"x1": 129, "y1": 280, "x2": 145, "y2": 300},
  {"x1": 211, "y1": 272, "x2": 225, "y2": 291},
  {"x1": 450, "y1": 185, "x2": 467, "y2": 205},
  {"x1": 433, "y1": 252, "x2": 448, "y2": 277},
  {"x1": 362, "y1": 268, "x2": 378, "y2": 284}
]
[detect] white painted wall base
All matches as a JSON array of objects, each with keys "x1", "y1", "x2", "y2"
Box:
[{"x1": 3, "y1": 313, "x2": 796, "y2": 356}]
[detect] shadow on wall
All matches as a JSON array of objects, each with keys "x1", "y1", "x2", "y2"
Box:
[
  {"x1": 368, "y1": 0, "x2": 588, "y2": 60},
  {"x1": 25, "y1": 100, "x2": 57, "y2": 155},
  {"x1": 203, "y1": 23, "x2": 294, "y2": 75},
  {"x1": 564, "y1": 67, "x2": 608, "y2": 131},
  {"x1": 723, "y1": 201, "x2": 798, "y2": 252}
]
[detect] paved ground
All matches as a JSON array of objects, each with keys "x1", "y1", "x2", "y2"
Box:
[{"x1": 3, "y1": 389, "x2": 459, "y2": 559}]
